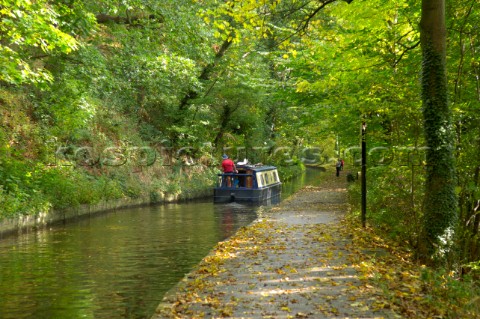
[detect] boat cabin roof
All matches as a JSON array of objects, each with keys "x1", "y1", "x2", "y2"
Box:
[{"x1": 236, "y1": 165, "x2": 277, "y2": 172}]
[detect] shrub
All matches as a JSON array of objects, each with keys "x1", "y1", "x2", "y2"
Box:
[
  {"x1": 38, "y1": 167, "x2": 80, "y2": 209},
  {"x1": 0, "y1": 186, "x2": 51, "y2": 220},
  {"x1": 348, "y1": 165, "x2": 425, "y2": 247}
]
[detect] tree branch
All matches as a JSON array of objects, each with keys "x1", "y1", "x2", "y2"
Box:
[
  {"x1": 178, "y1": 37, "x2": 233, "y2": 111},
  {"x1": 298, "y1": 0, "x2": 338, "y2": 34},
  {"x1": 393, "y1": 40, "x2": 421, "y2": 67},
  {"x1": 261, "y1": 0, "x2": 350, "y2": 51},
  {"x1": 95, "y1": 13, "x2": 159, "y2": 25}
]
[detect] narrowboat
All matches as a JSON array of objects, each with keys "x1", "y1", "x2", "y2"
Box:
[{"x1": 214, "y1": 164, "x2": 282, "y2": 204}]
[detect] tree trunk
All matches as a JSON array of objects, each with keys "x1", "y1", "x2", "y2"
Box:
[
  {"x1": 213, "y1": 104, "x2": 232, "y2": 149},
  {"x1": 418, "y1": 0, "x2": 457, "y2": 262}
]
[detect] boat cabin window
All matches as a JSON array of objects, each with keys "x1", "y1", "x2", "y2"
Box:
[
  {"x1": 274, "y1": 171, "x2": 279, "y2": 182},
  {"x1": 255, "y1": 169, "x2": 280, "y2": 188},
  {"x1": 218, "y1": 167, "x2": 279, "y2": 189}
]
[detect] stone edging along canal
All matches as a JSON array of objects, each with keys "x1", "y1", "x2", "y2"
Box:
[{"x1": 0, "y1": 188, "x2": 211, "y2": 239}]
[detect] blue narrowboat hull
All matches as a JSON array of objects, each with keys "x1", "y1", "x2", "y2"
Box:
[{"x1": 213, "y1": 183, "x2": 282, "y2": 204}]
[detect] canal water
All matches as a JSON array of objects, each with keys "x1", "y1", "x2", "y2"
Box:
[{"x1": 0, "y1": 169, "x2": 323, "y2": 319}]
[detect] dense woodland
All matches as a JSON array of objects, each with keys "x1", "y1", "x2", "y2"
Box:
[{"x1": 1, "y1": 0, "x2": 479, "y2": 314}]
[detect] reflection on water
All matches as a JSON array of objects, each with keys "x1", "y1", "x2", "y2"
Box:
[
  {"x1": 0, "y1": 168, "x2": 322, "y2": 319},
  {"x1": 281, "y1": 167, "x2": 323, "y2": 199}
]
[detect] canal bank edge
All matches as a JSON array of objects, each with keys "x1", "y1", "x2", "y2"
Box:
[{"x1": 0, "y1": 188, "x2": 212, "y2": 239}]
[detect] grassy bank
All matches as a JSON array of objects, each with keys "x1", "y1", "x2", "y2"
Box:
[{"x1": 0, "y1": 159, "x2": 217, "y2": 220}]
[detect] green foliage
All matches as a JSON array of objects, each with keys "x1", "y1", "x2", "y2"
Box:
[
  {"x1": 419, "y1": 267, "x2": 480, "y2": 317},
  {"x1": 349, "y1": 165, "x2": 425, "y2": 246},
  {"x1": 38, "y1": 169, "x2": 77, "y2": 208},
  {"x1": 38, "y1": 167, "x2": 100, "y2": 209},
  {"x1": 277, "y1": 163, "x2": 305, "y2": 182},
  {"x1": 0, "y1": 0, "x2": 96, "y2": 85},
  {"x1": 446, "y1": 0, "x2": 480, "y2": 266},
  {"x1": 0, "y1": 0, "x2": 478, "y2": 274},
  {"x1": 121, "y1": 176, "x2": 144, "y2": 199},
  {"x1": 0, "y1": 187, "x2": 50, "y2": 218}
]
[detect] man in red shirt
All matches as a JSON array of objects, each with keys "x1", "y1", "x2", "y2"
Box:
[
  {"x1": 222, "y1": 154, "x2": 236, "y2": 173},
  {"x1": 221, "y1": 154, "x2": 237, "y2": 186}
]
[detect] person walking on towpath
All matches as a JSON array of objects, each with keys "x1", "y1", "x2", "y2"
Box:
[
  {"x1": 153, "y1": 169, "x2": 400, "y2": 319},
  {"x1": 336, "y1": 159, "x2": 342, "y2": 177}
]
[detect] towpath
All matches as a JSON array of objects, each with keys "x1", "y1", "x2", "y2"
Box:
[{"x1": 152, "y1": 169, "x2": 400, "y2": 319}]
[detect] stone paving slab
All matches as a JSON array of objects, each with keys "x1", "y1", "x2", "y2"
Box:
[{"x1": 152, "y1": 174, "x2": 401, "y2": 319}]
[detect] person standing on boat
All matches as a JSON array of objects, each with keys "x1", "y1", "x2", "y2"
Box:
[{"x1": 221, "y1": 154, "x2": 237, "y2": 187}]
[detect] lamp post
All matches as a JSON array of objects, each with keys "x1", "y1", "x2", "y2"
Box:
[{"x1": 361, "y1": 121, "x2": 367, "y2": 228}]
